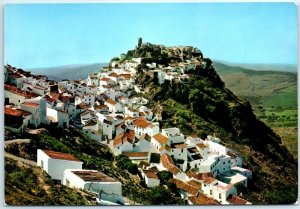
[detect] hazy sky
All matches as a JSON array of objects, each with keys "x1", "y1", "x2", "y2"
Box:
[{"x1": 4, "y1": 3, "x2": 298, "y2": 68}]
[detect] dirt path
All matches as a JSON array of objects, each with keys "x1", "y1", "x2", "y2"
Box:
[
  {"x1": 4, "y1": 152, "x2": 37, "y2": 167},
  {"x1": 4, "y1": 139, "x2": 31, "y2": 148}
]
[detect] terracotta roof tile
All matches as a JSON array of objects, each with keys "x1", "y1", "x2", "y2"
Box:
[
  {"x1": 227, "y1": 195, "x2": 248, "y2": 205},
  {"x1": 132, "y1": 117, "x2": 150, "y2": 129},
  {"x1": 113, "y1": 130, "x2": 135, "y2": 146},
  {"x1": 153, "y1": 133, "x2": 169, "y2": 144},
  {"x1": 22, "y1": 102, "x2": 39, "y2": 107},
  {"x1": 142, "y1": 170, "x2": 159, "y2": 179},
  {"x1": 160, "y1": 154, "x2": 180, "y2": 175},
  {"x1": 171, "y1": 179, "x2": 199, "y2": 196},
  {"x1": 5, "y1": 84, "x2": 39, "y2": 99},
  {"x1": 123, "y1": 152, "x2": 148, "y2": 158},
  {"x1": 42, "y1": 150, "x2": 81, "y2": 162},
  {"x1": 5, "y1": 107, "x2": 31, "y2": 117},
  {"x1": 94, "y1": 104, "x2": 108, "y2": 109},
  {"x1": 188, "y1": 194, "x2": 219, "y2": 205},
  {"x1": 196, "y1": 143, "x2": 208, "y2": 149},
  {"x1": 203, "y1": 177, "x2": 216, "y2": 184},
  {"x1": 105, "y1": 98, "x2": 117, "y2": 105}
]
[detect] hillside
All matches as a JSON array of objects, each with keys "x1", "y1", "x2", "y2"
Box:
[
  {"x1": 213, "y1": 61, "x2": 297, "y2": 157},
  {"x1": 213, "y1": 61, "x2": 297, "y2": 109},
  {"x1": 5, "y1": 157, "x2": 96, "y2": 205},
  {"x1": 29, "y1": 63, "x2": 108, "y2": 81},
  {"x1": 124, "y1": 41, "x2": 297, "y2": 204},
  {"x1": 4, "y1": 126, "x2": 183, "y2": 205}
]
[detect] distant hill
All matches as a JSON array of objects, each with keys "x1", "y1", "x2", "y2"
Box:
[
  {"x1": 214, "y1": 60, "x2": 297, "y2": 72},
  {"x1": 213, "y1": 61, "x2": 297, "y2": 108},
  {"x1": 29, "y1": 63, "x2": 108, "y2": 81}
]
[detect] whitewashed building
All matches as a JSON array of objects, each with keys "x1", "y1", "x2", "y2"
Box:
[
  {"x1": 63, "y1": 169, "x2": 123, "y2": 204},
  {"x1": 140, "y1": 169, "x2": 160, "y2": 188},
  {"x1": 37, "y1": 149, "x2": 83, "y2": 183}
]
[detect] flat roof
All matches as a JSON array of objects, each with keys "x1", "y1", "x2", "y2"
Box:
[{"x1": 72, "y1": 170, "x2": 118, "y2": 182}]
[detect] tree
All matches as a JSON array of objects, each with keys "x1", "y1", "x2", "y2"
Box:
[
  {"x1": 138, "y1": 37, "x2": 142, "y2": 48},
  {"x1": 199, "y1": 131, "x2": 207, "y2": 140},
  {"x1": 147, "y1": 186, "x2": 179, "y2": 205},
  {"x1": 157, "y1": 170, "x2": 173, "y2": 185}
]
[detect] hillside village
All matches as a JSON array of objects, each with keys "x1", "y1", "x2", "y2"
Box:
[{"x1": 4, "y1": 40, "x2": 253, "y2": 205}]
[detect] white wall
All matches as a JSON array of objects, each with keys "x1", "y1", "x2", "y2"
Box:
[
  {"x1": 37, "y1": 149, "x2": 83, "y2": 182},
  {"x1": 63, "y1": 169, "x2": 123, "y2": 203},
  {"x1": 5, "y1": 90, "x2": 25, "y2": 106}
]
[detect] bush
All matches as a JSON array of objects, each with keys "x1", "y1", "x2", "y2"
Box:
[{"x1": 157, "y1": 171, "x2": 173, "y2": 185}]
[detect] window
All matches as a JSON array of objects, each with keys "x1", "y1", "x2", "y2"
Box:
[
  {"x1": 223, "y1": 162, "x2": 225, "y2": 165},
  {"x1": 210, "y1": 190, "x2": 212, "y2": 195},
  {"x1": 41, "y1": 160, "x2": 44, "y2": 168},
  {"x1": 219, "y1": 193, "x2": 222, "y2": 199}
]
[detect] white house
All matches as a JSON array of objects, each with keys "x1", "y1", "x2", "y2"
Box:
[
  {"x1": 140, "y1": 169, "x2": 160, "y2": 188},
  {"x1": 160, "y1": 154, "x2": 186, "y2": 181},
  {"x1": 4, "y1": 107, "x2": 32, "y2": 133},
  {"x1": 162, "y1": 128, "x2": 185, "y2": 144},
  {"x1": 47, "y1": 107, "x2": 69, "y2": 128},
  {"x1": 132, "y1": 117, "x2": 159, "y2": 136},
  {"x1": 5, "y1": 83, "x2": 39, "y2": 106},
  {"x1": 151, "y1": 133, "x2": 169, "y2": 151},
  {"x1": 63, "y1": 169, "x2": 123, "y2": 204},
  {"x1": 20, "y1": 102, "x2": 41, "y2": 128},
  {"x1": 113, "y1": 130, "x2": 135, "y2": 155},
  {"x1": 105, "y1": 99, "x2": 123, "y2": 114},
  {"x1": 202, "y1": 178, "x2": 237, "y2": 204},
  {"x1": 37, "y1": 149, "x2": 83, "y2": 183}
]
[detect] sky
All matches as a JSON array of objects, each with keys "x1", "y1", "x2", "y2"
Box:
[{"x1": 4, "y1": 2, "x2": 298, "y2": 69}]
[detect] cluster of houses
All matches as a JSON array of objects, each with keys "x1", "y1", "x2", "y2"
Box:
[{"x1": 4, "y1": 44, "x2": 253, "y2": 205}]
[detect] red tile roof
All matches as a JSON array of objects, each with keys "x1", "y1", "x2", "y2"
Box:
[
  {"x1": 186, "y1": 171, "x2": 213, "y2": 181},
  {"x1": 77, "y1": 103, "x2": 91, "y2": 109},
  {"x1": 123, "y1": 152, "x2": 149, "y2": 158},
  {"x1": 197, "y1": 143, "x2": 208, "y2": 149},
  {"x1": 42, "y1": 150, "x2": 81, "y2": 162},
  {"x1": 153, "y1": 133, "x2": 169, "y2": 144},
  {"x1": 171, "y1": 179, "x2": 199, "y2": 196},
  {"x1": 187, "y1": 180, "x2": 202, "y2": 190},
  {"x1": 142, "y1": 170, "x2": 159, "y2": 179},
  {"x1": 22, "y1": 102, "x2": 39, "y2": 107},
  {"x1": 113, "y1": 130, "x2": 135, "y2": 146},
  {"x1": 101, "y1": 77, "x2": 111, "y2": 81},
  {"x1": 105, "y1": 98, "x2": 117, "y2": 105},
  {"x1": 203, "y1": 177, "x2": 216, "y2": 184},
  {"x1": 173, "y1": 143, "x2": 187, "y2": 149},
  {"x1": 227, "y1": 195, "x2": 248, "y2": 205},
  {"x1": 120, "y1": 74, "x2": 131, "y2": 79},
  {"x1": 160, "y1": 154, "x2": 180, "y2": 175},
  {"x1": 109, "y1": 72, "x2": 119, "y2": 77},
  {"x1": 5, "y1": 84, "x2": 39, "y2": 99},
  {"x1": 188, "y1": 194, "x2": 219, "y2": 205},
  {"x1": 94, "y1": 104, "x2": 108, "y2": 109},
  {"x1": 132, "y1": 117, "x2": 150, "y2": 129},
  {"x1": 5, "y1": 107, "x2": 31, "y2": 117}
]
